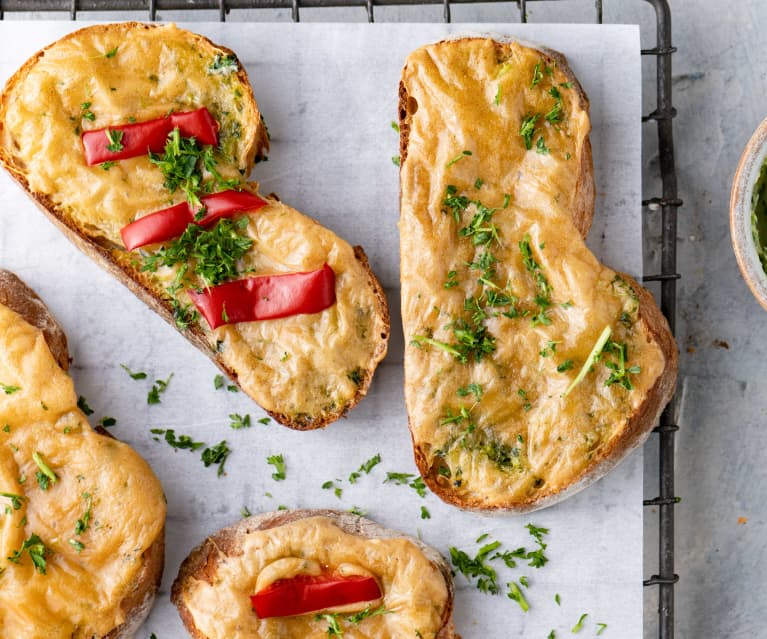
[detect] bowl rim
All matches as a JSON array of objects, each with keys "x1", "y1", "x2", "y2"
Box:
[{"x1": 731, "y1": 114, "x2": 767, "y2": 312}]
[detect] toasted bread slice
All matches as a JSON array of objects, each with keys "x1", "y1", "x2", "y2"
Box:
[
  {"x1": 399, "y1": 38, "x2": 677, "y2": 512},
  {"x1": 0, "y1": 23, "x2": 389, "y2": 430},
  {"x1": 0, "y1": 269, "x2": 166, "y2": 638},
  {"x1": 172, "y1": 509, "x2": 457, "y2": 639}
]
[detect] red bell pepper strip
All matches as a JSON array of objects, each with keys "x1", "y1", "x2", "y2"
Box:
[
  {"x1": 250, "y1": 573, "x2": 382, "y2": 619},
  {"x1": 81, "y1": 107, "x2": 218, "y2": 165},
  {"x1": 120, "y1": 190, "x2": 266, "y2": 251},
  {"x1": 189, "y1": 264, "x2": 336, "y2": 330}
]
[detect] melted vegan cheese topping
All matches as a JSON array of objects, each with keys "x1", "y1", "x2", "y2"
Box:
[
  {"x1": 0, "y1": 24, "x2": 386, "y2": 425},
  {"x1": 179, "y1": 517, "x2": 449, "y2": 639},
  {"x1": 400, "y1": 39, "x2": 666, "y2": 507},
  {"x1": 0, "y1": 303, "x2": 166, "y2": 638}
]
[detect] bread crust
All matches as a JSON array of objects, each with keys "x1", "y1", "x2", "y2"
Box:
[
  {"x1": 0, "y1": 269, "x2": 166, "y2": 638},
  {"x1": 0, "y1": 23, "x2": 389, "y2": 431},
  {"x1": 171, "y1": 509, "x2": 458, "y2": 639},
  {"x1": 399, "y1": 37, "x2": 677, "y2": 513}
]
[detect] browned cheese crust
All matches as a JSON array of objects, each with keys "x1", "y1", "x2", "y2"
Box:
[
  {"x1": 172, "y1": 509, "x2": 458, "y2": 639},
  {"x1": 0, "y1": 269, "x2": 166, "y2": 639},
  {"x1": 0, "y1": 22, "x2": 389, "y2": 431},
  {"x1": 399, "y1": 37, "x2": 677, "y2": 512}
]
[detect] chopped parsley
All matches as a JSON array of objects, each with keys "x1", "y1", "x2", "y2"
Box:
[
  {"x1": 519, "y1": 234, "x2": 553, "y2": 325},
  {"x1": 100, "y1": 161, "x2": 116, "y2": 170},
  {"x1": 391, "y1": 155, "x2": 401, "y2": 167},
  {"x1": 555, "y1": 593, "x2": 561, "y2": 605},
  {"x1": 80, "y1": 101, "x2": 95, "y2": 121},
  {"x1": 384, "y1": 472, "x2": 426, "y2": 497},
  {"x1": 147, "y1": 374, "x2": 173, "y2": 405},
  {"x1": 446, "y1": 150, "x2": 472, "y2": 168},
  {"x1": 572, "y1": 613, "x2": 588, "y2": 633},
  {"x1": 1, "y1": 383, "x2": 21, "y2": 395},
  {"x1": 536, "y1": 136, "x2": 550, "y2": 155},
  {"x1": 0, "y1": 492, "x2": 26, "y2": 510},
  {"x1": 315, "y1": 605, "x2": 390, "y2": 636},
  {"x1": 390, "y1": 120, "x2": 400, "y2": 133},
  {"x1": 444, "y1": 270, "x2": 459, "y2": 289},
  {"x1": 596, "y1": 623, "x2": 608, "y2": 635},
  {"x1": 33, "y1": 451, "x2": 58, "y2": 491},
  {"x1": 563, "y1": 326, "x2": 612, "y2": 397},
  {"x1": 104, "y1": 46, "x2": 118, "y2": 58},
  {"x1": 348, "y1": 454, "x2": 381, "y2": 484},
  {"x1": 202, "y1": 441, "x2": 231, "y2": 477},
  {"x1": 241, "y1": 506, "x2": 252, "y2": 518},
  {"x1": 518, "y1": 388, "x2": 532, "y2": 412},
  {"x1": 546, "y1": 86, "x2": 564, "y2": 124},
  {"x1": 531, "y1": 61, "x2": 543, "y2": 88},
  {"x1": 267, "y1": 454, "x2": 286, "y2": 481},
  {"x1": 519, "y1": 114, "x2": 540, "y2": 150},
  {"x1": 8, "y1": 533, "x2": 49, "y2": 573},
  {"x1": 457, "y1": 383, "x2": 483, "y2": 399},
  {"x1": 120, "y1": 364, "x2": 147, "y2": 380},
  {"x1": 348, "y1": 506, "x2": 366, "y2": 516},
  {"x1": 77, "y1": 396, "x2": 94, "y2": 416},
  {"x1": 420, "y1": 506, "x2": 431, "y2": 519},
  {"x1": 151, "y1": 428, "x2": 204, "y2": 451},
  {"x1": 322, "y1": 480, "x2": 343, "y2": 499},
  {"x1": 229, "y1": 413, "x2": 251, "y2": 429},
  {"x1": 209, "y1": 53, "x2": 238, "y2": 72},
  {"x1": 347, "y1": 368, "x2": 363, "y2": 386},
  {"x1": 557, "y1": 360, "x2": 574, "y2": 372},
  {"x1": 104, "y1": 128, "x2": 124, "y2": 152},
  {"x1": 258, "y1": 417, "x2": 271, "y2": 425},
  {"x1": 214, "y1": 374, "x2": 225, "y2": 389},
  {"x1": 602, "y1": 340, "x2": 641, "y2": 390},
  {"x1": 68, "y1": 539, "x2": 85, "y2": 553},
  {"x1": 507, "y1": 581, "x2": 529, "y2": 612}
]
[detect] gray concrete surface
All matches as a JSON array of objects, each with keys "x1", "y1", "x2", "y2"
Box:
[{"x1": 4, "y1": 1, "x2": 765, "y2": 636}]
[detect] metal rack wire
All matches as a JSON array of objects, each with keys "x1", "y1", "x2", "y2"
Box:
[{"x1": 0, "y1": 0, "x2": 681, "y2": 636}]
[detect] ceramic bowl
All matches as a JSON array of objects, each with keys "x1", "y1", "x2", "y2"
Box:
[{"x1": 731, "y1": 115, "x2": 767, "y2": 311}]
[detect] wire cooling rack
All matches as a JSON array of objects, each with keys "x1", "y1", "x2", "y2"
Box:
[{"x1": 0, "y1": 1, "x2": 682, "y2": 636}]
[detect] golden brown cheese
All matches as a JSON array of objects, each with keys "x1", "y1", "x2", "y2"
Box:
[
  {"x1": 177, "y1": 517, "x2": 449, "y2": 639},
  {"x1": 0, "y1": 303, "x2": 166, "y2": 638},
  {"x1": 0, "y1": 23, "x2": 387, "y2": 426},
  {"x1": 400, "y1": 39, "x2": 667, "y2": 508}
]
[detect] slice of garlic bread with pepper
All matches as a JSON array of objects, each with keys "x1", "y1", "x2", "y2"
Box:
[
  {"x1": 171, "y1": 509, "x2": 457, "y2": 639},
  {"x1": 0, "y1": 22, "x2": 389, "y2": 430},
  {"x1": 399, "y1": 38, "x2": 677, "y2": 512},
  {"x1": 0, "y1": 269, "x2": 166, "y2": 639}
]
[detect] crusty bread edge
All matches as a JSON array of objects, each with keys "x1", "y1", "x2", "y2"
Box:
[
  {"x1": 0, "y1": 23, "x2": 389, "y2": 431},
  {"x1": 399, "y1": 37, "x2": 678, "y2": 512},
  {"x1": 171, "y1": 509, "x2": 458, "y2": 639},
  {"x1": 0, "y1": 269, "x2": 166, "y2": 638}
]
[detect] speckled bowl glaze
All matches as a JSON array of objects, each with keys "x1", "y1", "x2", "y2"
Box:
[{"x1": 731, "y1": 115, "x2": 767, "y2": 311}]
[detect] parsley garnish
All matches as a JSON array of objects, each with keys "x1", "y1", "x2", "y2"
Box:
[
  {"x1": 348, "y1": 505, "x2": 366, "y2": 516},
  {"x1": 0, "y1": 492, "x2": 26, "y2": 510},
  {"x1": 147, "y1": 373, "x2": 173, "y2": 405},
  {"x1": 241, "y1": 506, "x2": 252, "y2": 518},
  {"x1": 8, "y1": 533, "x2": 49, "y2": 574},
  {"x1": 1, "y1": 383, "x2": 21, "y2": 394},
  {"x1": 258, "y1": 417, "x2": 271, "y2": 425},
  {"x1": 69, "y1": 539, "x2": 85, "y2": 553},
  {"x1": 525, "y1": 524, "x2": 549, "y2": 568},
  {"x1": 322, "y1": 480, "x2": 343, "y2": 499},
  {"x1": 384, "y1": 472, "x2": 426, "y2": 497},
  {"x1": 349, "y1": 453, "x2": 381, "y2": 483},
  {"x1": 229, "y1": 413, "x2": 251, "y2": 429},
  {"x1": 412, "y1": 320, "x2": 496, "y2": 365},
  {"x1": 316, "y1": 605, "x2": 390, "y2": 636},
  {"x1": 518, "y1": 388, "x2": 532, "y2": 412},
  {"x1": 104, "y1": 128, "x2": 124, "y2": 152},
  {"x1": 74, "y1": 492, "x2": 92, "y2": 535},
  {"x1": 209, "y1": 53, "x2": 238, "y2": 72},
  {"x1": 151, "y1": 428, "x2": 204, "y2": 451},
  {"x1": 572, "y1": 613, "x2": 588, "y2": 633},
  {"x1": 214, "y1": 374, "x2": 225, "y2": 389},
  {"x1": 519, "y1": 234, "x2": 553, "y2": 325},
  {"x1": 507, "y1": 581, "x2": 529, "y2": 612},
  {"x1": 546, "y1": 86, "x2": 564, "y2": 124},
  {"x1": 457, "y1": 383, "x2": 483, "y2": 399},
  {"x1": 602, "y1": 340, "x2": 641, "y2": 390},
  {"x1": 120, "y1": 364, "x2": 147, "y2": 380},
  {"x1": 391, "y1": 155, "x2": 401, "y2": 167},
  {"x1": 531, "y1": 61, "x2": 543, "y2": 88},
  {"x1": 563, "y1": 326, "x2": 612, "y2": 397},
  {"x1": 446, "y1": 150, "x2": 472, "y2": 168},
  {"x1": 520, "y1": 114, "x2": 540, "y2": 150},
  {"x1": 202, "y1": 441, "x2": 231, "y2": 477},
  {"x1": 555, "y1": 593, "x2": 561, "y2": 605},
  {"x1": 420, "y1": 505, "x2": 431, "y2": 519},
  {"x1": 104, "y1": 46, "x2": 118, "y2": 58},
  {"x1": 536, "y1": 136, "x2": 550, "y2": 155},
  {"x1": 390, "y1": 120, "x2": 400, "y2": 133},
  {"x1": 444, "y1": 270, "x2": 459, "y2": 289},
  {"x1": 557, "y1": 360, "x2": 574, "y2": 372},
  {"x1": 596, "y1": 623, "x2": 608, "y2": 635},
  {"x1": 33, "y1": 451, "x2": 58, "y2": 491},
  {"x1": 347, "y1": 368, "x2": 363, "y2": 386},
  {"x1": 100, "y1": 161, "x2": 116, "y2": 170},
  {"x1": 81, "y1": 101, "x2": 95, "y2": 121},
  {"x1": 267, "y1": 454, "x2": 286, "y2": 481},
  {"x1": 77, "y1": 395, "x2": 94, "y2": 416}
]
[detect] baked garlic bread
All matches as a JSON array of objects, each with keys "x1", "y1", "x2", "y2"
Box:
[
  {"x1": 399, "y1": 38, "x2": 677, "y2": 511},
  {"x1": 0, "y1": 270, "x2": 166, "y2": 638},
  {"x1": 172, "y1": 509, "x2": 456, "y2": 639},
  {"x1": 0, "y1": 22, "x2": 389, "y2": 430}
]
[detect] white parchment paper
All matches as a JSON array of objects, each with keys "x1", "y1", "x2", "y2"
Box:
[{"x1": 0, "y1": 22, "x2": 642, "y2": 638}]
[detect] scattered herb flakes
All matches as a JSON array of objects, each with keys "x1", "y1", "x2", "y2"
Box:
[
  {"x1": 536, "y1": 136, "x2": 550, "y2": 155},
  {"x1": 98, "y1": 416, "x2": 116, "y2": 428},
  {"x1": 2, "y1": 424, "x2": 9, "y2": 433},
  {"x1": 518, "y1": 388, "x2": 532, "y2": 412},
  {"x1": 390, "y1": 120, "x2": 400, "y2": 133},
  {"x1": 322, "y1": 480, "x2": 343, "y2": 499},
  {"x1": 104, "y1": 46, "x2": 118, "y2": 58},
  {"x1": 209, "y1": 53, "x2": 238, "y2": 73},
  {"x1": 80, "y1": 101, "x2": 95, "y2": 121},
  {"x1": 241, "y1": 506, "x2": 252, "y2": 518},
  {"x1": 347, "y1": 367, "x2": 363, "y2": 386},
  {"x1": 507, "y1": 581, "x2": 530, "y2": 612},
  {"x1": 147, "y1": 373, "x2": 173, "y2": 405},
  {"x1": 420, "y1": 506, "x2": 431, "y2": 520},
  {"x1": 555, "y1": 593, "x2": 561, "y2": 605},
  {"x1": 525, "y1": 524, "x2": 549, "y2": 568},
  {"x1": 557, "y1": 360, "x2": 574, "y2": 372},
  {"x1": 444, "y1": 270, "x2": 459, "y2": 289},
  {"x1": 229, "y1": 413, "x2": 251, "y2": 430},
  {"x1": 77, "y1": 396, "x2": 94, "y2": 416},
  {"x1": 391, "y1": 155, "x2": 401, "y2": 167},
  {"x1": 384, "y1": 472, "x2": 426, "y2": 497},
  {"x1": 315, "y1": 612, "x2": 344, "y2": 636},
  {"x1": 348, "y1": 506, "x2": 366, "y2": 516},
  {"x1": 100, "y1": 161, "x2": 116, "y2": 170},
  {"x1": 105, "y1": 128, "x2": 124, "y2": 152},
  {"x1": 68, "y1": 538, "x2": 85, "y2": 553},
  {"x1": 202, "y1": 441, "x2": 231, "y2": 477},
  {"x1": 531, "y1": 61, "x2": 543, "y2": 88},
  {"x1": 519, "y1": 575, "x2": 529, "y2": 587},
  {"x1": 214, "y1": 374, "x2": 225, "y2": 389},
  {"x1": 446, "y1": 150, "x2": 472, "y2": 168},
  {"x1": 348, "y1": 453, "x2": 381, "y2": 484},
  {"x1": 602, "y1": 340, "x2": 641, "y2": 390},
  {"x1": 596, "y1": 623, "x2": 608, "y2": 635},
  {"x1": 120, "y1": 364, "x2": 147, "y2": 380},
  {"x1": 571, "y1": 613, "x2": 588, "y2": 633},
  {"x1": 0, "y1": 492, "x2": 25, "y2": 510},
  {"x1": 519, "y1": 114, "x2": 540, "y2": 150},
  {"x1": 563, "y1": 326, "x2": 612, "y2": 397},
  {"x1": 8, "y1": 533, "x2": 49, "y2": 573},
  {"x1": 548, "y1": 632, "x2": 556, "y2": 639},
  {"x1": 449, "y1": 541, "x2": 502, "y2": 594},
  {"x1": 277, "y1": 505, "x2": 288, "y2": 511},
  {"x1": 457, "y1": 383, "x2": 483, "y2": 400},
  {"x1": 267, "y1": 454, "x2": 286, "y2": 481},
  {"x1": 258, "y1": 417, "x2": 271, "y2": 425},
  {"x1": 151, "y1": 428, "x2": 204, "y2": 451},
  {"x1": 33, "y1": 451, "x2": 58, "y2": 491},
  {"x1": 539, "y1": 340, "x2": 558, "y2": 358},
  {"x1": 474, "y1": 177, "x2": 484, "y2": 190}
]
